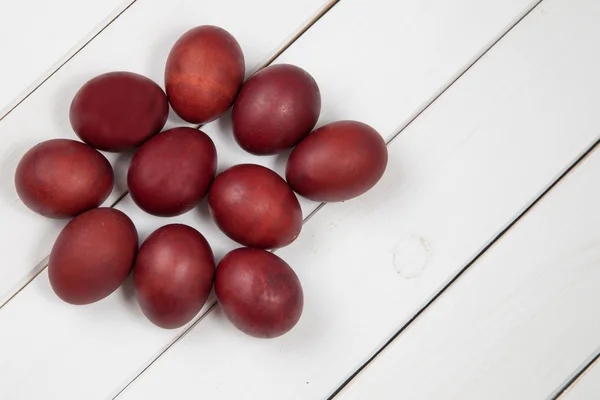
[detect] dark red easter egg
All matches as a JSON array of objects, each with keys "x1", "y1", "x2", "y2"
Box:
[
  {"x1": 165, "y1": 25, "x2": 245, "y2": 124},
  {"x1": 286, "y1": 121, "x2": 388, "y2": 202},
  {"x1": 128, "y1": 127, "x2": 217, "y2": 217},
  {"x1": 15, "y1": 138, "x2": 113, "y2": 218},
  {"x1": 70, "y1": 71, "x2": 168, "y2": 151},
  {"x1": 232, "y1": 64, "x2": 320, "y2": 155},
  {"x1": 134, "y1": 224, "x2": 215, "y2": 329},
  {"x1": 208, "y1": 164, "x2": 302, "y2": 249},
  {"x1": 48, "y1": 208, "x2": 138, "y2": 305},
  {"x1": 215, "y1": 248, "x2": 303, "y2": 338}
]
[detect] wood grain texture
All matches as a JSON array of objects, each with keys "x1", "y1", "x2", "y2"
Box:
[
  {"x1": 0, "y1": 0, "x2": 128, "y2": 117},
  {"x1": 5, "y1": 0, "x2": 599, "y2": 399},
  {"x1": 324, "y1": 4, "x2": 600, "y2": 398},
  {"x1": 0, "y1": 0, "x2": 332, "y2": 307},
  {"x1": 561, "y1": 358, "x2": 600, "y2": 400},
  {"x1": 112, "y1": 1, "x2": 600, "y2": 399},
  {"x1": 115, "y1": 0, "x2": 539, "y2": 275},
  {"x1": 337, "y1": 141, "x2": 600, "y2": 400},
  {"x1": 0, "y1": 0, "x2": 541, "y2": 399}
]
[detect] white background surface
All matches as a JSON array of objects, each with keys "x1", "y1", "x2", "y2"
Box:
[{"x1": 0, "y1": 0, "x2": 598, "y2": 399}]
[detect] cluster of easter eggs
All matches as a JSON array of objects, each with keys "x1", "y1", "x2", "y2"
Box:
[{"x1": 15, "y1": 25, "x2": 387, "y2": 338}]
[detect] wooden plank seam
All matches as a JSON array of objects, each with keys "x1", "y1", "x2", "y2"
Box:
[
  {"x1": 0, "y1": 0, "x2": 138, "y2": 123},
  {"x1": 109, "y1": 0, "x2": 559, "y2": 397},
  {"x1": 553, "y1": 344, "x2": 600, "y2": 398},
  {"x1": 0, "y1": 0, "x2": 340, "y2": 312},
  {"x1": 331, "y1": 137, "x2": 600, "y2": 399}
]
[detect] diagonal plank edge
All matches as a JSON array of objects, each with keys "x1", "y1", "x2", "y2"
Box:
[
  {"x1": 1, "y1": 0, "x2": 572, "y2": 399},
  {"x1": 0, "y1": 0, "x2": 136, "y2": 122},
  {"x1": 114, "y1": 1, "x2": 548, "y2": 397},
  {"x1": 113, "y1": 0, "x2": 600, "y2": 398},
  {"x1": 334, "y1": 138, "x2": 600, "y2": 400},
  {"x1": 0, "y1": 0, "x2": 335, "y2": 308},
  {"x1": 553, "y1": 345, "x2": 600, "y2": 399},
  {"x1": 0, "y1": 0, "x2": 340, "y2": 312},
  {"x1": 335, "y1": 137, "x2": 600, "y2": 400}
]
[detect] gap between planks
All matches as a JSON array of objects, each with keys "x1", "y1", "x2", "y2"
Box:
[
  {"x1": 5, "y1": 1, "x2": 578, "y2": 398},
  {"x1": 0, "y1": 0, "x2": 140, "y2": 310},
  {"x1": 0, "y1": 0, "x2": 138, "y2": 123},
  {"x1": 325, "y1": 1, "x2": 600, "y2": 397},
  {"x1": 107, "y1": 0, "x2": 340, "y2": 204},
  {"x1": 330, "y1": 137, "x2": 600, "y2": 399},
  {"x1": 0, "y1": 0, "x2": 340, "y2": 312},
  {"x1": 552, "y1": 347, "x2": 600, "y2": 399},
  {"x1": 111, "y1": 0, "x2": 555, "y2": 397},
  {"x1": 110, "y1": 201, "x2": 328, "y2": 399}
]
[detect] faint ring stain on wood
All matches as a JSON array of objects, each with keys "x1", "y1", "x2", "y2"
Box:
[{"x1": 392, "y1": 236, "x2": 431, "y2": 279}]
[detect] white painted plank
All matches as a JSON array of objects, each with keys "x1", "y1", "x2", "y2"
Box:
[
  {"x1": 337, "y1": 143, "x2": 600, "y2": 400},
  {"x1": 115, "y1": 0, "x2": 540, "y2": 270},
  {"x1": 0, "y1": 0, "x2": 127, "y2": 116},
  {"x1": 0, "y1": 0, "x2": 332, "y2": 306},
  {"x1": 109, "y1": 1, "x2": 600, "y2": 400},
  {"x1": 0, "y1": 1, "x2": 542, "y2": 399},
  {"x1": 562, "y1": 360, "x2": 600, "y2": 400}
]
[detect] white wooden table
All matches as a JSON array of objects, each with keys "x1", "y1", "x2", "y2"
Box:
[{"x1": 1, "y1": 0, "x2": 599, "y2": 399}]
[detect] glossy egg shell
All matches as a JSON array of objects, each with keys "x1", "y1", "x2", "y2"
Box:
[
  {"x1": 286, "y1": 120, "x2": 388, "y2": 202},
  {"x1": 48, "y1": 208, "x2": 138, "y2": 305},
  {"x1": 70, "y1": 71, "x2": 169, "y2": 151},
  {"x1": 215, "y1": 248, "x2": 303, "y2": 338},
  {"x1": 134, "y1": 224, "x2": 215, "y2": 329},
  {"x1": 208, "y1": 164, "x2": 302, "y2": 249},
  {"x1": 128, "y1": 127, "x2": 217, "y2": 217},
  {"x1": 232, "y1": 64, "x2": 321, "y2": 155},
  {"x1": 165, "y1": 25, "x2": 245, "y2": 124},
  {"x1": 15, "y1": 139, "x2": 114, "y2": 218}
]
